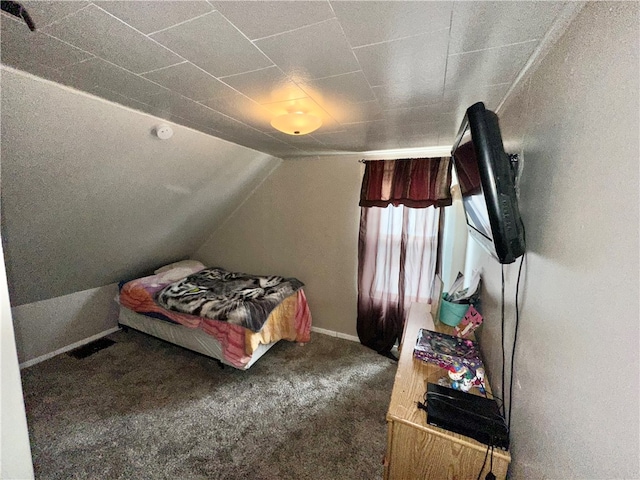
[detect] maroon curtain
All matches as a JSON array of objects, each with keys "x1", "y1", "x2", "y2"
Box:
[
  {"x1": 359, "y1": 157, "x2": 453, "y2": 208},
  {"x1": 357, "y1": 157, "x2": 450, "y2": 357}
]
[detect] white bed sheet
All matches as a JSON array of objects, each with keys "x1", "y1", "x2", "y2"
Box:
[{"x1": 118, "y1": 307, "x2": 277, "y2": 370}]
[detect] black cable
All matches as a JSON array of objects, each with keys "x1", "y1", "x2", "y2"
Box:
[
  {"x1": 505, "y1": 224, "x2": 526, "y2": 431},
  {"x1": 500, "y1": 265, "x2": 506, "y2": 417},
  {"x1": 486, "y1": 445, "x2": 496, "y2": 480},
  {"x1": 490, "y1": 445, "x2": 494, "y2": 472},
  {"x1": 507, "y1": 250, "x2": 526, "y2": 430},
  {"x1": 476, "y1": 444, "x2": 490, "y2": 480}
]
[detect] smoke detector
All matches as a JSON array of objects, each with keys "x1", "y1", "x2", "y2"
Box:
[{"x1": 155, "y1": 125, "x2": 174, "y2": 140}]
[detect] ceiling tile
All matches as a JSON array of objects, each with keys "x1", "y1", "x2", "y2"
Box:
[
  {"x1": 200, "y1": 93, "x2": 274, "y2": 132},
  {"x1": 1, "y1": 14, "x2": 92, "y2": 71},
  {"x1": 362, "y1": 120, "x2": 442, "y2": 150},
  {"x1": 332, "y1": 1, "x2": 453, "y2": 47},
  {"x1": 443, "y1": 83, "x2": 511, "y2": 110},
  {"x1": 20, "y1": 1, "x2": 90, "y2": 29},
  {"x1": 45, "y1": 67, "x2": 98, "y2": 92},
  {"x1": 219, "y1": 66, "x2": 307, "y2": 104},
  {"x1": 354, "y1": 30, "x2": 449, "y2": 87},
  {"x1": 382, "y1": 105, "x2": 455, "y2": 126},
  {"x1": 449, "y1": 1, "x2": 566, "y2": 54},
  {"x1": 95, "y1": 1, "x2": 214, "y2": 35},
  {"x1": 371, "y1": 77, "x2": 445, "y2": 109},
  {"x1": 155, "y1": 97, "x2": 246, "y2": 137},
  {"x1": 42, "y1": 4, "x2": 182, "y2": 74},
  {"x1": 370, "y1": 133, "x2": 441, "y2": 151},
  {"x1": 60, "y1": 57, "x2": 169, "y2": 104},
  {"x1": 398, "y1": 122, "x2": 443, "y2": 145},
  {"x1": 195, "y1": 112, "x2": 264, "y2": 142},
  {"x1": 311, "y1": 124, "x2": 377, "y2": 151},
  {"x1": 142, "y1": 62, "x2": 231, "y2": 101},
  {"x1": 211, "y1": 1, "x2": 335, "y2": 40},
  {"x1": 445, "y1": 41, "x2": 538, "y2": 92},
  {"x1": 150, "y1": 11, "x2": 272, "y2": 78},
  {"x1": 88, "y1": 85, "x2": 152, "y2": 112},
  {"x1": 319, "y1": 100, "x2": 383, "y2": 125},
  {"x1": 255, "y1": 19, "x2": 359, "y2": 79},
  {"x1": 359, "y1": 119, "x2": 444, "y2": 150},
  {"x1": 1, "y1": 1, "x2": 569, "y2": 158},
  {"x1": 164, "y1": 113, "x2": 215, "y2": 135},
  {"x1": 300, "y1": 71, "x2": 376, "y2": 104},
  {"x1": 229, "y1": 131, "x2": 293, "y2": 156},
  {"x1": 2, "y1": 60, "x2": 74, "y2": 89},
  {"x1": 442, "y1": 83, "x2": 511, "y2": 125},
  {"x1": 137, "y1": 89, "x2": 213, "y2": 120}
]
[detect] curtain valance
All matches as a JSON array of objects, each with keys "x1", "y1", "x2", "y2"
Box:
[{"x1": 359, "y1": 157, "x2": 453, "y2": 208}]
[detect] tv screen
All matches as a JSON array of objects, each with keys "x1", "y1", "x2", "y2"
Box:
[{"x1": 451, "y1": 102, "x2": 525, "y2": 264}]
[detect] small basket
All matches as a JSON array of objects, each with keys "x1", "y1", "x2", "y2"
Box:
[{"x1": 438, "y1": 293, "x2": 471, "y2": 327}]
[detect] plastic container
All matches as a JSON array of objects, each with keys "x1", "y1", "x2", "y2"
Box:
[{"x1": 438, "y1": 293, "x2": 471, "y2": 327}]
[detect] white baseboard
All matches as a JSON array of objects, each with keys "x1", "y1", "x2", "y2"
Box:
[
  {"x1": 19, "y1": 326, "x2": 121, "y2": 369},
  {"x1": 20, "y1": 326, "x2": 356, "y2": 368},
  {"x1": 311, "y1": 326, "x2": 359, "y2": 343}
]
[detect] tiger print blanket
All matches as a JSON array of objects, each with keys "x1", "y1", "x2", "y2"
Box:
[{"x1": 155, "y1": 267, "x2": 304, "y2": 332}]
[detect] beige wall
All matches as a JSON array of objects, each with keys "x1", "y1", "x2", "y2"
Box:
[
  {"x1": 1, "y1": 67, "x2": 282, "y2": 365},
  {"x1": 195, "y1": 155, "x2": 363, "y2": 336},
  {"x1": 1, "y1": 67, "x2": 281, "y2": 306},
  {"x1": 11, "y1": 283, "x2": 120, "y2": 364},
  {"x1": 470, "y1": 3, "x2": 638, "y2": 478}
]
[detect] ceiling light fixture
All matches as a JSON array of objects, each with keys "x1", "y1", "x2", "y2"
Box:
[{"x1": 270, "y1": 111, "x2": 322, "y2": 135}]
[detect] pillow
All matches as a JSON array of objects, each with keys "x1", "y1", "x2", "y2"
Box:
[{"x1": 154, "y1": 260, "x2": 205, "y2": 274}]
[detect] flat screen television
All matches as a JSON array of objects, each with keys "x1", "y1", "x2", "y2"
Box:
[{"x1": 451, "y1": 102, "x2": 525, "y2": 264}]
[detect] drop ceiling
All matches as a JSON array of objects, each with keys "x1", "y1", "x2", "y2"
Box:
[{"x1": 1, "y1": 1, "x2": 573, "y2": 158}]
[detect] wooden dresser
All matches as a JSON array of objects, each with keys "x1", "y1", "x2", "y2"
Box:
[{"x1": 384, "y1": 303, "x2": 511, "y2": 480}]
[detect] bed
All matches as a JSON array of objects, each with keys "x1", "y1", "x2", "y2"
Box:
[{"x1": 116, "y1": 260, "x2": 312, "y2": 369}]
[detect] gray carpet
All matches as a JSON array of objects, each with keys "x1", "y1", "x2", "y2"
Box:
[{"x1": 21, "y1": 329, "x2": 397, "y2": 480}]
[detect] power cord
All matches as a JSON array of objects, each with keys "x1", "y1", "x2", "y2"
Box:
[
  {"x1": 500, "y1": 265, "x2": 506, "y2": 417},
  {"x1": 507, "y1": 250, "x2": 526, "y2": 430},
  {"x1": 476, "y1": 445, "x2": 490, "y2": 480},
  {"x1": 476, "y1": 444, "x2": 496, "y2": 480},
  {"x1": 503, "y1": 225, "x2": 527, "y2": 432}
]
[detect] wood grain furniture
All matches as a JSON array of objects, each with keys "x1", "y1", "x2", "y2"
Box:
[{"x1": 384, "y1": 302, "x2": 511, "y2": 480}]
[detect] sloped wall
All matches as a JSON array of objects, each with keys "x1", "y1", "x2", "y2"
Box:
[
  {"x1": 1, "y1": 67, "x2": 281, "y2": 307},
  {"x1": 1, "y1": 67, "x2": 282, "y2": 363},
  {"x1": 470, "y1": 3, "x2": 639, "y2": 478},
  {"x1": 194, "y1": 156, "x2": 363, "y2": 336}
]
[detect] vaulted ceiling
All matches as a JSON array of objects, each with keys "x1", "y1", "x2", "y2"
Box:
[{"x1": 1, "y1": 1, "x2": 576, "y2": 158}]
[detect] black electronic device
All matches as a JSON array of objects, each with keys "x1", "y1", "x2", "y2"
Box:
[
  {"x1": 451, "y1": 102, "x2": 525, "y2": 264},
  {"x1": 425, "y1": 383, "x2": 509, "y2": 450}
]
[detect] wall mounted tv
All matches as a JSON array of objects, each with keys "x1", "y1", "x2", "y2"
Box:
[{"x1": 451, "y1": 102, "x2": 525, "y2": 264}]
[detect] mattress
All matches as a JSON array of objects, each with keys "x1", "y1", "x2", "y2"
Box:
[
  {"x1": 118, "y1": 306, "x2": 276, "y2": 370},
  {"x1": 117, "y1": 261, "x2": 312, "y2": 369}
]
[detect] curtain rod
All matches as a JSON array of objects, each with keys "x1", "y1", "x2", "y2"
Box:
[
  {"x1": 359, "y1": 155, "x2": 451, "y2": 163},
  {"x1": 359, "y1": 145, "x2": 452, "y2": 162}
]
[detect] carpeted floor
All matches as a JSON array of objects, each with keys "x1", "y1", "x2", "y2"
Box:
[{"x1": 21, "y1": 329, "x2": 397, "y2": 480}]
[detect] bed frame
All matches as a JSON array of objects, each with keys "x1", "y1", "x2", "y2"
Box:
[{"x1": 118, "y1": 307, "x2": 278, "y2": 370}]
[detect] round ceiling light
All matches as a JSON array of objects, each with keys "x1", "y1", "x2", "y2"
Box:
[{"x1": 270, "y1": 112, "x2": 322, "y2": 135}]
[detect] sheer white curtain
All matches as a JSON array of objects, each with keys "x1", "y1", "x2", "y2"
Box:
[{"x1": 357, "y1": 205, "x2": 440, "y2": 355}]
